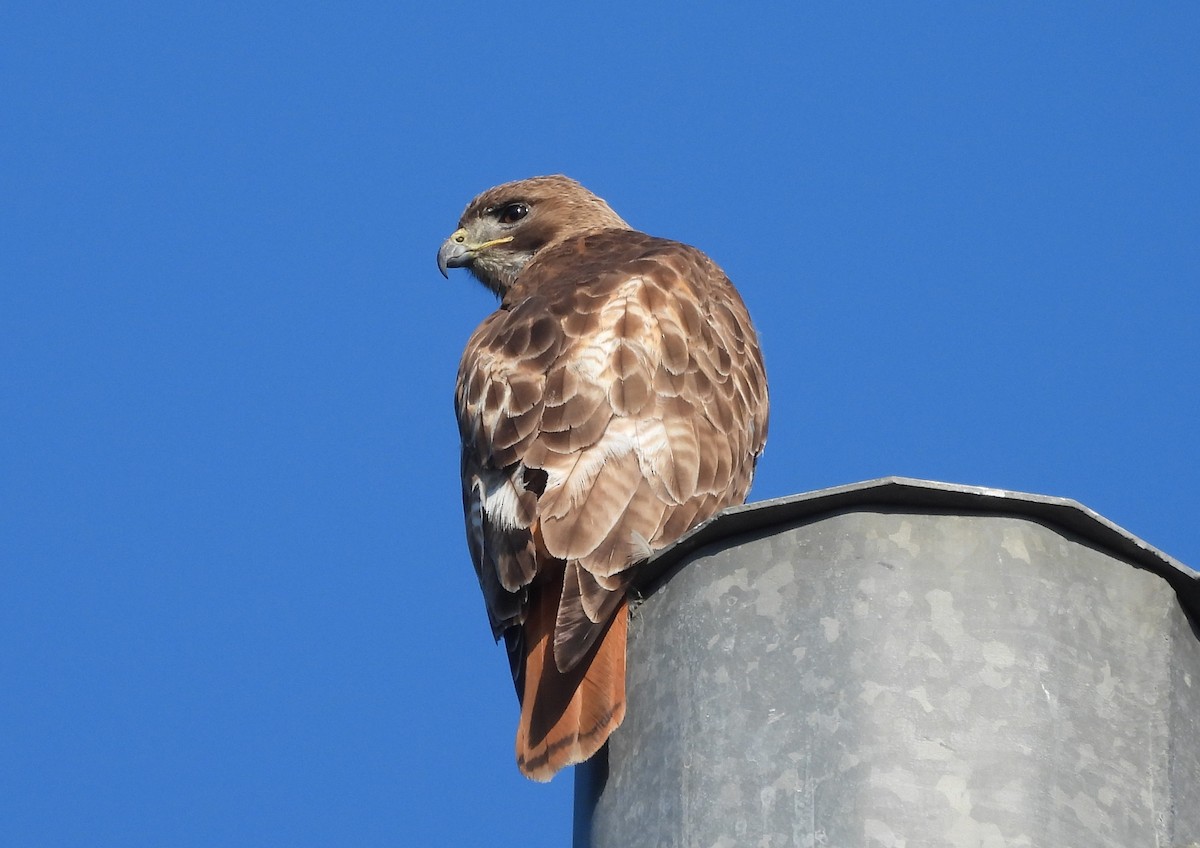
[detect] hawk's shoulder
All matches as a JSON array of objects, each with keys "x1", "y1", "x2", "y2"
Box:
[{"x1": 510, "y1": 228, "x2": 713, "y2": 306}]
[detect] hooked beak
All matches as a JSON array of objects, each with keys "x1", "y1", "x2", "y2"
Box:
[
  {"x1": 437, "y1": 229, "x2": 515, "y2": 278},
  {"x1": 437, "y1": 228, "x2": 471, "y2": 278}
]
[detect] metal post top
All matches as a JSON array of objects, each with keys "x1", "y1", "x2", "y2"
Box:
[
  {"x1": 638, "y1": 476, "x2": 1199, "y2": 617},
  {"x1": 581, "y1": 478, "x2": 1200, "y2": 848}
]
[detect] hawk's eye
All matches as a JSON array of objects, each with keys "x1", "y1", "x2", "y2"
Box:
[{"x1": 497, "y1": 202, "x2": 529, "y2": 225}]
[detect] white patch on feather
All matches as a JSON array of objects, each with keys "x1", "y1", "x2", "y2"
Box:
[
  {"x1": 479, "y1": 468, "x2": 525, "y2": 531},
  {"x1": 629, "y1": 530, "x2": 654, "y2": 562},
  {"x1": 544, "y1": 421, "x2": 642, "y2": 513}
]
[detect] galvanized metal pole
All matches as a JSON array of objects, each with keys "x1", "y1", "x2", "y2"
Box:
[{"x1": 575, "y1": 478, "x2": 1200, "y2": 848}]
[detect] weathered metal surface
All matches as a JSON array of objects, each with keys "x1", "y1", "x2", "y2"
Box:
[{"x1": 575, "y1": 479, "x2": 1200, "y2": 848}]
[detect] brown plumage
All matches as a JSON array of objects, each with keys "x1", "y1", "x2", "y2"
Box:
[{"x1": 439, "y1": 175, "x2": 769, "y2": 781}]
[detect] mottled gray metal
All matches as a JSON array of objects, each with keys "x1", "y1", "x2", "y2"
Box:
[{"x1": 575, "y1": 478, "x2": 1200, "y2": 848}]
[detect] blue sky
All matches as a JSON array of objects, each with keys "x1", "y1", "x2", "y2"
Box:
[{"x1": 2, "y1": 3, "x2": 1197, "y2": 846}]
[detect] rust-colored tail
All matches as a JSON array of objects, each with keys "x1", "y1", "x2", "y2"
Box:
[{"x1": 515, "y1": 577, "x2": 628, "y2": 782}]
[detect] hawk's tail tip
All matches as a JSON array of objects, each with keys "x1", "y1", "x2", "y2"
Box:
[{"x1": 514, "y1": 598, "x2": 628, "y2": 782}]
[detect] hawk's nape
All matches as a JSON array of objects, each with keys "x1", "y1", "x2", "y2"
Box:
[{"x1": 440, "y1": 175, "x2": 768, "y2": 781}]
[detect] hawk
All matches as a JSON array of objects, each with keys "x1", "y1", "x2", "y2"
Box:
[{"x1": 438, "y1": 175, "x2": 768, "y2": 781}]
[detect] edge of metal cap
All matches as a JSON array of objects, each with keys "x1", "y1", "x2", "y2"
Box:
[{"x1": 636, "y1": 476, "x2": 1199, "y2": 618}]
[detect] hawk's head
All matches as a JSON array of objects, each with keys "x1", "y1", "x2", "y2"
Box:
[{"x1": 438, "y1": 175, "x2": 630, "y2": 295}]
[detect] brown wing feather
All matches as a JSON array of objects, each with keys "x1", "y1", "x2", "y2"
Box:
[{"x1": 456, "y1": 228, "x2": 767, "y2": 779}]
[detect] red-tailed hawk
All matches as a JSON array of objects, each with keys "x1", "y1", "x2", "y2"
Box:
[{"x1": 438, "y1": 175, "x2": 768, "y2": 781}]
